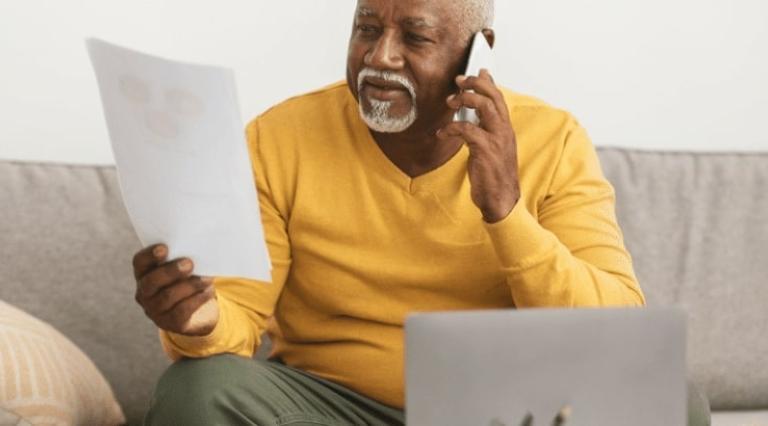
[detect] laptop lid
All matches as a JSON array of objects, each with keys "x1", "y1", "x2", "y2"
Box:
[{"x1": 405, "y1": 307, "x2": 686, "y2": 426}]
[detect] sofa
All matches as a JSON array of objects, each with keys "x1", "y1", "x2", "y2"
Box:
[{"x1": 0, "y1": 148, "x2": 766, "y2": 425}]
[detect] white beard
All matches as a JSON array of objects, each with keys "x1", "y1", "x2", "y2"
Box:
[
  {"x1": 357, "y1": 68, "x2": 418, "y2": 133},
  {"x1": 358, "y1": 98, "x2": 417, "y2": 133}
]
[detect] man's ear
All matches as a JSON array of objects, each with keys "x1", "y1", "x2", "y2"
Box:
[{"x1": 481, "y1": 29, "x2": 495, "y2": 49}]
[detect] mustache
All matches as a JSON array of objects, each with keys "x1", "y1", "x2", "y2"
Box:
[{"x1": 357, "y1": 68, "x2": 417, "y2": 101}]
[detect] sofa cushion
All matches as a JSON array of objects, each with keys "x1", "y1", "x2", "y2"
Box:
[
  {"x1": 598, "y1": 148, "x2": 768, "y2": 410},
  {"x1": 0, "y1": 161, "x2": 169, "y2": 425},
  {"x1": 711, "y1": 410, "x2": 768, "y2": 426},
  {"x1": 0, "y1": 299, "x2": 125, "y2": 425}
]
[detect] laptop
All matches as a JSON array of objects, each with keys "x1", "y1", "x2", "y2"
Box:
[{"x1": 405, "y1": 308, "x2": 686, "y2": 426}]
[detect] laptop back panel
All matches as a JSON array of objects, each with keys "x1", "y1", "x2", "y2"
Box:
[{"x1": 405, "y1": 308, "x2": 686, "y2": 426}]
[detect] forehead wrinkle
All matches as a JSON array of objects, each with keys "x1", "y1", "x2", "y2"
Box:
[
  {"x1": 355, "y1": 5, "x2": 439, "y2": 27},
  {"x1": 401, "y1": 16, "x2": 437, "y2": 30}
]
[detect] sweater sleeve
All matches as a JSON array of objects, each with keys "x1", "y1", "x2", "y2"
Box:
[
  {"x1": 483, "y1": 121, "x2": 645, "y2": 307},
  {"x1": 158, "y1": 118, "x2": 291, "y2": 360}
]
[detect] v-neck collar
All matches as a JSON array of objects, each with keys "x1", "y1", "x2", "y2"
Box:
[{"x1": 343, "y1": 90, "x2": 469, "y2": 194}]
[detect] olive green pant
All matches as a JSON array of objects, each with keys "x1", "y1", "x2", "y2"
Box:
[{"x1": 144, "y1": 354, "x2": 710, "y2": 426}]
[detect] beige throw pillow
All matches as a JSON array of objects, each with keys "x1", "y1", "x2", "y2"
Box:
[{"x1": 0, "y1": 300, "x2": 125, "y2": 426}]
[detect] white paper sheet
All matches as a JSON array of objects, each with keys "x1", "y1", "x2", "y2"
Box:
[{"x1": 86, "y1": 38, "x2": 271, "y2": 282}]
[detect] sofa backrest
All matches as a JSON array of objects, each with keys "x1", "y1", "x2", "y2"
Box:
[
  {"x1": 598, "y1": 148, "x2": 768, "y2": 410},
  {"x1": 1, "y1": 148, "x2": 766, "y2": 420}
]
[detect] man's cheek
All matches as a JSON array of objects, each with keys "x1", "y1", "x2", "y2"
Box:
[{"x1": 347, "y1": 69, "x2": 361, "y2": 99}]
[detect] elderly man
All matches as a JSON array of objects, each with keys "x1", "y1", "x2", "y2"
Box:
[{"x1": 139, "y1": 0, "x2": 708, "y2": 424}]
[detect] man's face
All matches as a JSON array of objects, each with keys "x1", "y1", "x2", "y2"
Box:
[{"x1": 346, "y1": 0, "x2": 471, "y2": 134}]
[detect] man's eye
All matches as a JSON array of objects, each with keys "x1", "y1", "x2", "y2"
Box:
[
  {"x1": 406, "y1": 33, "x2": 430, "y2": 43},
  {"x1": 358, "y1": 24, "x2": 378, "y2": 33}
]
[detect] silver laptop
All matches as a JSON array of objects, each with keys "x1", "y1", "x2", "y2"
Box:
[{"x1": 405, "y1": 308, "x2": 686, "y2": 426}]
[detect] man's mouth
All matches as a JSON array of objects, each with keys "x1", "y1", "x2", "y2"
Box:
[
  {"x1": 361, "y1": 77, "x2": 409, "y2": 101},
  {"x1": 363, "y1": 76, "x2": 406, "y2": 91}
]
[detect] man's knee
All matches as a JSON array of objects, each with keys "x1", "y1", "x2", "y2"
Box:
[{"x1": 144, "y1": 354, "x2": 272, "y2": 425}]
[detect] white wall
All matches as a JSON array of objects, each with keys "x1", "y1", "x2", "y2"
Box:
[{"x1": 1, "y1": 0, "x2": 766, "y2": 165}]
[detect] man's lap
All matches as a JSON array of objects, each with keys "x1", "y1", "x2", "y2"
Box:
[{"x1": 143, "y1": 354, "x2": 404, "y2": 426}]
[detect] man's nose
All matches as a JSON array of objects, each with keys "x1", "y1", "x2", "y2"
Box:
[{"x1": 364, "y1": 31, "x2": 405, "y2": 70}]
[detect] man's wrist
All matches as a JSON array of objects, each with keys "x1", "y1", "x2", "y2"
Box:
[{"x1": 481, "y1": 194, "x2": 520, "y2": 223}]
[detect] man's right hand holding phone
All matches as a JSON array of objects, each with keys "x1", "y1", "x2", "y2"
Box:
[{"x1": 132, "y1": 244, "x2": 219, "y2": 336}]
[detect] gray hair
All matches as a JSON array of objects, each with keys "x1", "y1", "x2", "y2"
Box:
[{"x1": 457, "y1": 0, "x2": 494, "y2": 36}]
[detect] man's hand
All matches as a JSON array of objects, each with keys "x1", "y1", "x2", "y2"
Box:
[
  {"x1": 132, "y1": 244, "x2": 219, "y2": 336},
  {"x1": 438, "y1": 69, "x2": 521, "y2": 223}
]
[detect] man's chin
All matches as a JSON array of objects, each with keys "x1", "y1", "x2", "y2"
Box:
[
  {"x1": 360, "y1": 98, "x2": 414, "y2": 120},
  {"x1": 365, "y1": 124, "x2": 411, "y2": 134},
  {"x1": 359, "y1": 108, "x2": 417, "y2": 134}
]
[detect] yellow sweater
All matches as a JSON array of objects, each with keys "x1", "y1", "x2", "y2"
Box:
[{"x1": 159, "y1": 81, "x2": 644, "y2": 409}]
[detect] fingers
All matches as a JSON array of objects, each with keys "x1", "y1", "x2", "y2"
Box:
[
  {"x1": 451, "y1": 69, "x2": 510, "y2": 125},
  {"x1": 137, "y1": 257, "x2": 195, "y2": 300},
  {"x1": 143, "y1": 276, "x2": 212, "y2": 316},
  {"x1": 437, "y1": 120, "x2": 491, "y2": 148},
  {"x1": 132, "y1": 244, "x2": 219, "y2": 336},
  {"x1": 132, "y1": 244, "x2": 167, "y2": 280},
  {"x1": 456, "y1": 69, "x2": 500, "y2": 102},
  {"x1": 447, "y1": 91, "x2": 504, "y2": 130}
]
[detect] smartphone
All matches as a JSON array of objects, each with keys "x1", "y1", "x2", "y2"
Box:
[{"x1": 453, "y1": 32, "x2": 495, "y2": 124}]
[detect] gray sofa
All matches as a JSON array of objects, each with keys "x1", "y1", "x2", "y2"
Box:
[{"x1": 1, "y1": 148, "x2": 766, "y2": 425}]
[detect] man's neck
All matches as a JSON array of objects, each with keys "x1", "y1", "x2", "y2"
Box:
[{"x1": 370, "y1": 115, "x2": 462, "y2": 179}]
